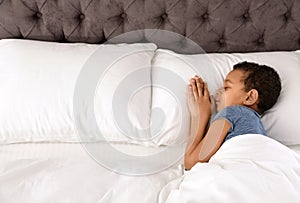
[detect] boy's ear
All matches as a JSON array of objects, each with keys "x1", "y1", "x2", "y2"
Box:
[{"x1": 243, "y1": 89, "x2": 259, "y2": 105}]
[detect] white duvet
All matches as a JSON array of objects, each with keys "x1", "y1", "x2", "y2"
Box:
[{"x1": 159, "y1": 134, "x2": 300, "y2": 203}]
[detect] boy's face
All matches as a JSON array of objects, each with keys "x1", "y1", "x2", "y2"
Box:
[{"x1": 215, "y1": 70, "x2": 248, "y2": 112}]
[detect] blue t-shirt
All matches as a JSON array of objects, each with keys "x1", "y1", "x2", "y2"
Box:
[{"x1": 212, "y1": 105, "x2": 267, "y2": 143}]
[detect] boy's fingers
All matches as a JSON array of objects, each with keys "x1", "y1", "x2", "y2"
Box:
[
  {"x1": 187, "y1": 84, "x2": 193, "y2": 100},
  {"x1": 203, "y1": 82, "x2": 209, "y2": 98},
  {"x1": 210, "y1": 95, "x2": 214, "y2": 104},
  {"x1": 191, "y1": 79, "x2": 198, "y2": 99},
  {"x1": 195, "y1": 76, "x2": 204, "y2": 96},
  {"x1": 210, "y1": 95, "x2": 216, "y2": 113}
]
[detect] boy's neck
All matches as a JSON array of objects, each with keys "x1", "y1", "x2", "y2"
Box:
[{"x1": 243, "y1": 104, "x2": 261, "y2": 115}]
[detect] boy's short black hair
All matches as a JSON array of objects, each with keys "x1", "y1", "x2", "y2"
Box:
[{"x1": 233, "y1": 61, "x2": 281, "y2": 115}]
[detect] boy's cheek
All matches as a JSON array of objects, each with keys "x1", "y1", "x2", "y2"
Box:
[
  {"x1": 216, "y1": 104, "x2": 221, "y2": 112},
  {"x1": 215, "y1": 88, "x2": 226, "y2": 112},
  {"x1": 216, "y1": 101, "x2": 225, "y2": 112},
  {"x1": 223, "y1": 94, "x2": 228, "y2": 106}
]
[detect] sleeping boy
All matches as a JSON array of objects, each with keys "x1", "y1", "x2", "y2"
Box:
[{"x1": 184, "y1": 61, "x2": 281, "y2": 170}]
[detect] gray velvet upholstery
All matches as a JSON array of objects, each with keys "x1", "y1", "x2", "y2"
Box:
[{"x1": 0, "y1": 0, "x2": 300, "y2": 53}]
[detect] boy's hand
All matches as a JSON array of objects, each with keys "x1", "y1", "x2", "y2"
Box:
[{"x1": 187, "y1": 75, "x2": 212, "y2": 121}]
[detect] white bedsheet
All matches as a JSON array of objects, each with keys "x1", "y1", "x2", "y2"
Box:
[
  {"x1": 0, "y1": 142, "x2": 183, "y2": 203},
  {"x1": 158, "y1": 134, "x2": 300, "y2": 203}
]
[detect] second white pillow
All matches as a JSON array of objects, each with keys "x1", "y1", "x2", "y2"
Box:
[{"x1": 151, "y1": 49, "x2": 300, "y2": 146}]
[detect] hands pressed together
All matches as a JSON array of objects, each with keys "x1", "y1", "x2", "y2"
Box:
[{"x1": 187, "y1": 75, "x2": 213, "y2": 122}]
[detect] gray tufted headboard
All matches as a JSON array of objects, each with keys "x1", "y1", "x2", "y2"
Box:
[{"x1": 0, "y1": 0, "x2": 300, "y2": 53}]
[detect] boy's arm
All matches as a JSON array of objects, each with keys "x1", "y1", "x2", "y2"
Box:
[
  {"x1": 184, "y1": 118, "x2": 231, "y2": 170},
  {"x1": 184, "y1": 75, "x2": 230, "y2": 170},
  {"x1": 184, "y1": 114, "x2": 209, "y2": 161}
]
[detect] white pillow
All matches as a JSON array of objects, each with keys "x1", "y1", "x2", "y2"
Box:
[
  {"x1": 0, "y1": 39, "x2": 156, "y2": 144},
  {"x1": 150, "y1": 49, "x2": 226, "y2": 146},
  {"x1": 151, "y1": 49, "x2": 300, "y2": 146}
]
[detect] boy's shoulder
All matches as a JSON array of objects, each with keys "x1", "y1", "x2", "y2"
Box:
[
  {"x1": 213, "y1": 105, "x2": 260, "y2": 122},
  {"x1": 223, "y1": 105, "x2": 259, "y2": 116}
]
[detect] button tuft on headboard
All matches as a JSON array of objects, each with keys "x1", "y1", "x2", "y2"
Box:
[
  {"x1": 79, "y1": 13, "x2": 85, "y2": 20},
  {"x1": 243, "y1": 12, "x2": 249, "y2": 19},
  {"x1": 257, "y1": 37, "x2": 264, "y2": 45},
  {"x1": 202, "y1": 13, "x2": 209, "y2": 20},
  {"x1": 284, "y1": 11, "x2": 291, "y2": 21},
  {"x1": 35, "y1": 12, "x2": 42, "y2": 19},
  {"x1": 218, "y1": 38, "x2": 225, "y2": 47},
  {"x1": 161, "y1": 13, "x2": 168, "y2": 19},
  {"x1": 121, "y1": 13, "x2": 126, "y2": 18}
]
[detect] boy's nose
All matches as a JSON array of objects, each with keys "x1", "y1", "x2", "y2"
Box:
[
  {"x1": 215, "y1": 87, "x2": 223, "y2": 100},
  {"x1": 216, "y1": 87, "x2": 223, "y2": 95}
]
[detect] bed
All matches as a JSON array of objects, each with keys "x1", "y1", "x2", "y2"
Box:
[{"x1": 1, "y1": 0, "x2": 300, "y2": 202}]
